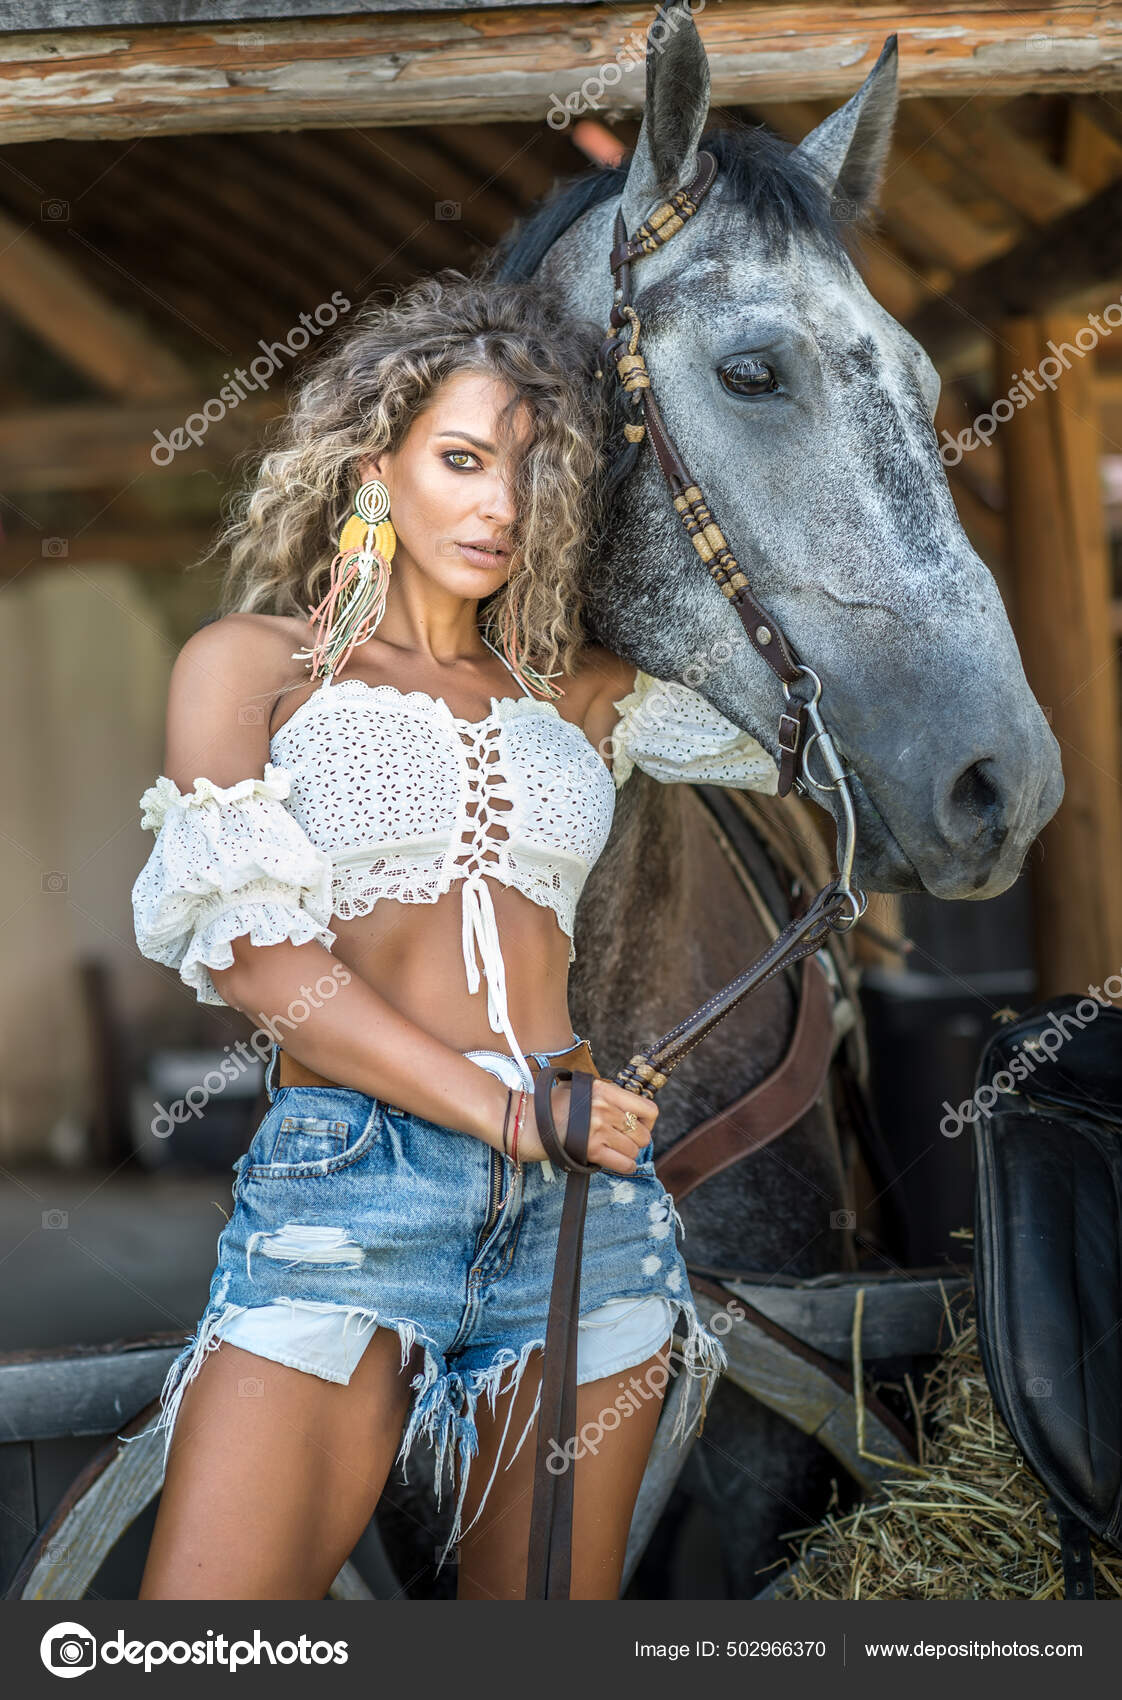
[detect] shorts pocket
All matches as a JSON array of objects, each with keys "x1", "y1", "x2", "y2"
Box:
[{"x1": 237, "y1": 1087, "x2": 385, "y2": 1182}]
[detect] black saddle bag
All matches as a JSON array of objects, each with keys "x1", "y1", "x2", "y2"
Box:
[{"x1": 971, "y1": 994, "x2": 1122, "y2": 1599}]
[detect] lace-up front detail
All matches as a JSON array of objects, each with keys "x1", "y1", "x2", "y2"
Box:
[
  {"x1": 450, "y1": 716, "x2": 527, "y2": 1074},
  {"x1": 268, "y1": 639, "x2": 618, "y2": 1088},
  {"x1": 132, "y1": 630, "x2": 779, "y2": 1089}
]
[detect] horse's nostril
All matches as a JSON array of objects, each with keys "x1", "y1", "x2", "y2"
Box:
[{"x1": 946, "y1": 757, "x2": 1004, "y2": 844}]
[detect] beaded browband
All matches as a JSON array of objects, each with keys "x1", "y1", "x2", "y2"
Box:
[{"x1": 596, "y1": 149, "x2": 807, "y2": 803}]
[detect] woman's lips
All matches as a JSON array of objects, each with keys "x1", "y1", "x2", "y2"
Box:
[{"x1": 457, "y1": 542, "x2": 506, "y2": 567}]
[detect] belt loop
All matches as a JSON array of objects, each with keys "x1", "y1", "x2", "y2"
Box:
[{"x1": 264, "y1": 1041, "x2": 279, "y2": 1104}]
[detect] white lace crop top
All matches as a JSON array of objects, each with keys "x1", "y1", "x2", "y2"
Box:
[{"x1": 132, "y1": 635, "x2": 778, "y2": 1090}]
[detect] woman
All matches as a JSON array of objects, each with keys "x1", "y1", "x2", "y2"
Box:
[{"x1": 127, "y1": 270, "x2": 778, "y2": 1601}]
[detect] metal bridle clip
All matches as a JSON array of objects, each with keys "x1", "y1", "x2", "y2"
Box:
[
  {"x1": 781, "y1": 666, "x2": 865, "y2": 914},
  {"x1": 800, "y1": 729, "x2": 859, "y2": 795}
]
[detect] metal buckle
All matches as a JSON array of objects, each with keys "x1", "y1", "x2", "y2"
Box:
[{"x1": 777, "y1": 709, "x2": 802, "y2": 754}]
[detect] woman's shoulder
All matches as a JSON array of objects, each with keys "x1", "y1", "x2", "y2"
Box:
[
  {"x1": 571, "y1": 643, "x2": 639, "y2": 711},
  {"x1": 571, "y1": 644, "x2": 640, "y2": 759},
  {"x1": 163, "y1": 613, "x2": 313, "y2": 789},
  {"x1": 170, "y1": 611, "x2": 308, "y2": 698}
]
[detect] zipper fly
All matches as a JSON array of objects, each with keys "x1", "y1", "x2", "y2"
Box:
[{"x1": 476, "y1": 1148, "x2": 515, "y2": 1254}]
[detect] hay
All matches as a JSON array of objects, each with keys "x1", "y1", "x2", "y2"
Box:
[{"x1": 761, "y1": 1279, "x2": 1122, "y2": 1601}]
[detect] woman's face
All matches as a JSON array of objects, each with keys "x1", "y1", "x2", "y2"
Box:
[{"x1": 357, "y1": 369, "x2": 532, "y2": 594}]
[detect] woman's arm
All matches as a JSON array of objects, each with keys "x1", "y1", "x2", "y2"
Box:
[
  {"x1": 154, "y1": 614, "x2": 512, "y2": 1152},
  {"x1": 212, "y1": 935, "x2": 513, "y2": 1150},
  {"x1": 147, "y1": 616, "x2": 655, "y2": 1172}
]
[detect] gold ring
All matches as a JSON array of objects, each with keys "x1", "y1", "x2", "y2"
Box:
[{"x1": 624, "y1": 1111, "x2": 638, "y2": 1131}]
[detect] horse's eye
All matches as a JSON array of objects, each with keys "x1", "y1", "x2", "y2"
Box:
[{"x1": 719, "y1": 356, "x2": 779, "y2": 396}]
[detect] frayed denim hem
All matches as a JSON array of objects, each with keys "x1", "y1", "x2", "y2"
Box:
[
  {"x1": 118, "y1": 1290, "x2": 727, "y2": 1582},
  {"x1": 411, "y1": 1291, "x2": 728, "y2": 1576},
  {"x1": 117, "y1": 1297, "x2": 433, "y2": 1482}
]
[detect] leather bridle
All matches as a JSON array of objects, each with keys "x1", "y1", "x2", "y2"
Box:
[{"x1": 523, "y1": 150, "x2": 870, "y2": 1598}]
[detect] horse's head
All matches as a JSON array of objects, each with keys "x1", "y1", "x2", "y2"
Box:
[{"x1": 506, "y1": 10, "x2": 1063, "y2": 899}]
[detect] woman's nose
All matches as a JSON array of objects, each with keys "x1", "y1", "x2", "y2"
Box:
[{"x1": 482, "y1": 477, "x2": 516, "y2": 526}]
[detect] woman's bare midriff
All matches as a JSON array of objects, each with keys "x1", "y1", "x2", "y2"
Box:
[
  {"x1": 326, "y1": 884, "x2": 578, "y2": 1057},
  {"x1": 263, "y1": 617, "x2": 620, "y2": 1062}
]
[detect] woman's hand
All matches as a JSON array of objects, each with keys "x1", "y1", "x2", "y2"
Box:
[{"x1": 514, "y1": 1075, "x2": 658, "y2": 1173}]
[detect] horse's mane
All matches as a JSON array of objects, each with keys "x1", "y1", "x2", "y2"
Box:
[
  {"x1": 489, "y1": 121, "x2": 847, "y2": 285},
  {"x1": 487, "y1": 122, "x2": 849, "y2": 500}
]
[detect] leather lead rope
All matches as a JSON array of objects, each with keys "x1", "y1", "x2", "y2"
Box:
[
  {"x1": 521, "y1": 887, "x2": 848, "y2": 1598},
  {"x1": 522, "y1": 153, "x2": 869, "y2": 1601},
  {"x1": 525, "y1": 1066, "x2": 597, "y2": 1598}
]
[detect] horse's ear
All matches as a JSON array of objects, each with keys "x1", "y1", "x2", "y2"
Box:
[
  {"x1": 618, "y1": 1, "x2": 710, "y2": 234},
  {"x1": 792, "y1": 34, "x2": 899, "y2": 216}
]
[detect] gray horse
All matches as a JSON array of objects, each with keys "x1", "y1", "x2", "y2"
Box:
[{"x1": 385, "y1": 14, "x2": 1064, "y2": 1597}]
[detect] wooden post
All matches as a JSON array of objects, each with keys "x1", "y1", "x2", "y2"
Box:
[{"x1": 999, "y1": 313, "x2": 1122, "y2": 998}]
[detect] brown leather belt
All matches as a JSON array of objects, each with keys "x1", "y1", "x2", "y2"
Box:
[
  {"x1": 277, "y1": 1049, "x2": 373, "y2": 1090},
  {"x1": 276, "y1": 1040, "x2": 596, "y2": 1098},
  {"x1": 273, "y1": 1037, "x2": 600, "y2": 1599}
]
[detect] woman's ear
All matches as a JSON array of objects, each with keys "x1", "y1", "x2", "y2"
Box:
[{"x1": 356, "y1": 452, "x2": 385, "y2": 484}]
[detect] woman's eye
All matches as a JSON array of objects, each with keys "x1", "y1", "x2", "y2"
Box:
[
  {"x1": 718, "y1": 357, "x2": 779, "y2": 397},
  {"x1": 443, "y1": 450, "x2": 480, "y2": 470}
]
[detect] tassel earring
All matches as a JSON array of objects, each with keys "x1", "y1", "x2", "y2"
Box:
[
  {"x1": 293, "y1": 479, "x2": 397, "y2": 680},
  {"x1": 488, "y1": 583, "x2": 566, "y2": 702}
]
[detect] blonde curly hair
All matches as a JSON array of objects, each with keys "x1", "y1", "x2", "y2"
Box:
[{"x1": 204, "y1": 268, "x2": 610, "y2": 694}]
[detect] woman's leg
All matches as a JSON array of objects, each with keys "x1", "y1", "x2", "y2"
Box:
[
  {"x1": 140, "y1": 1328, "x2": 420, "y2": 1600},
  {"x1": 454, "y1": 1342, "x2": 672, "y2": 1600}
]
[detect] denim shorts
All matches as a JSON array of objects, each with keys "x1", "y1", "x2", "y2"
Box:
[{"x1": 122, "y1": 1035, "x2": 727, "y2": 1572}]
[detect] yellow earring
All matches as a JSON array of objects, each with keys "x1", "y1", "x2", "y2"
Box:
[
  {"x1": 293, "y1": 479, "x2": 398, "y2": 680},
  {"x1": 337, "y1": 477, "x2": 397, "y2": 567}
]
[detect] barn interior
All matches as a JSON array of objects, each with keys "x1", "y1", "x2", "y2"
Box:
[{"x1": 1, "y1": 3, "x2": 1120, "y2": 1599}]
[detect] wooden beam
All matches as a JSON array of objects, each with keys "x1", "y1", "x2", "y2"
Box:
[
  {"x1": 1094, "y1": 370, "x2": 1122, "y2": 453},
  {"x1": 1066, "y1": 99, "x2": 1122, "y2": 192},
  {"x1": 247, "y1": 131, "x2": 468, "y2": 275},
  {"x1": 0, "y1": 398, "x2": 280, "y2": 491},
  {"x1": 0, "y1": 206, "x2": 193, "y2": 396},
  {"x1": 333, "y1": 126, "x2": 525, "y2": 245},
  {"x1": 0, "y1": 531, "x2": 218, "y2": 577},
  {"x1": 1073, "y1": 92, "x2": 1122, "y2": 151},
  {"x1": 1000, "y1": 313, "x2": 1122, "y2": 998},
  {"x1": 877, "y1": 165, "x2": 1009, "y2": 272},
  {"x1": 3, "y1": 6, "x2": 1122, "y2": 144},
  {"x1": 900, "y1": 98, "x2": 1087, "y2": 224},
  {"x1": 1, "y1": 0, "x2": 572, "y2": 24},
  {"x1": 0, "y1": 140, "x2": 283, "y2": 351},
  {"x1": 99, "y1": 140, "x2": 333, "y2": 334},
  {"x1": 909, "y1": 178, "x2": 1122, "y2": 368},
  {"x1": 427, "y1": 121, "x2": 563, "y2": 207}
]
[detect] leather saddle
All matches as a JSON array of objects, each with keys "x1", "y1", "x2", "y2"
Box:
[{"x1": 972, "y1": 994, "x2": 1122, "y2": 1598}]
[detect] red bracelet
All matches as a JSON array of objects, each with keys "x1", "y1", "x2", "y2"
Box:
[{"x1": 511, "y1": 1089, "x2": 526, "y2": 1165}]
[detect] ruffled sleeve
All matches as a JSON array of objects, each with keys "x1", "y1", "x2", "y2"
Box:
[
  {"x1": 131, "y1": 760, "x2": 338, "y2": 1005},
  {"x1": 609, "y1": 669, "x2": 778, "y2": 794}
]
